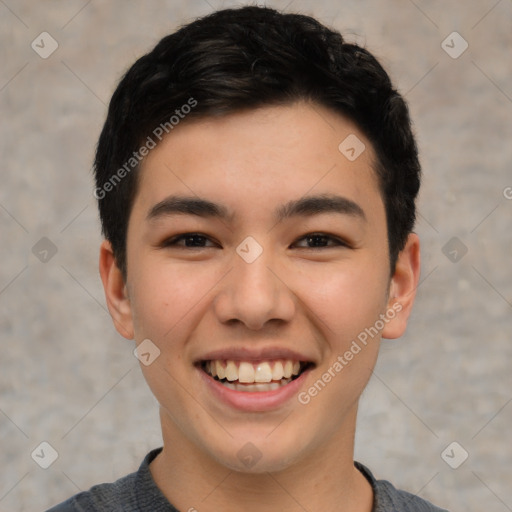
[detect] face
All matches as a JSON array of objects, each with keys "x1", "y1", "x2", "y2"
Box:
[{"x1": 100, "y1": 101, "x2": 419, "y2": 474}]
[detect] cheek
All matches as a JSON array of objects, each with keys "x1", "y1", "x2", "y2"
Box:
[
  {"x1": 128, "y1": 260, "x2": 219, "y2": 340},
  {"x1": 291, "y1": 262, "x2": 389, "y2": 342}
]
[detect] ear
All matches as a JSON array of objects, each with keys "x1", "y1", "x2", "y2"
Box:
[
  {"x1": 99, "y1": 240, "x2": 134, "y2": 340},
  {"x1": 381, "y1": 233, "x2": 421, "y2": 340}
]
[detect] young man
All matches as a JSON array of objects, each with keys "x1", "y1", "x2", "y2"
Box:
[{"x1": 48, "y1": 5, "x2": 448, "y2": 512}]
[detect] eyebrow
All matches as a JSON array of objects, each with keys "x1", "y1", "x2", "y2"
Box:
[{"x1": 146, "y1": 193, "x2": 366, "y2": 224}]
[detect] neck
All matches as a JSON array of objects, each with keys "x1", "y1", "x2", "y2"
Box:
[{"x1": 150, "y1": 406, "x2": 373, "y2": 512}]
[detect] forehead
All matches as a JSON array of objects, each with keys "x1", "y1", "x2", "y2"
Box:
[{"x1": 133, "y1": 102, "x2": 383, "y2": 224}]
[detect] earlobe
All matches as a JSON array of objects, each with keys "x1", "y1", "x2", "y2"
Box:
[
  {"x1": 381, "y1": 233, "x2": 421, "y2": 340},
  {"x1": 99, "y1": 240, "x2": 134, "y2": 340}
]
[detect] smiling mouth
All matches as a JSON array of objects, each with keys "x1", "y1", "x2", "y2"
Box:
[{"x1": 200, "y1": 359, "x2": 312, "y2": 392}]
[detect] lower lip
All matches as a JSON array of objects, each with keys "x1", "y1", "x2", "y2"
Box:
[{"x1": 197, "y1": 366, "x2": 312, "y2": 412}]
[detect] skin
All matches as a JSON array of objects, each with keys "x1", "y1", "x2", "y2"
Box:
[{"x1": 99, "y1": 101, "x2": 420, "y2": 512}]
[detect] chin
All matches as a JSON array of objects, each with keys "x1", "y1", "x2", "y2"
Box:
[{"x1": 206, "y1": 432, "x2": 308, "y2": 474}]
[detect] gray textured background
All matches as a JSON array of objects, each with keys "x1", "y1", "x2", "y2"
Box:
[{"x1": 1, "y1": 1, "x2": 511, "y2": 511}]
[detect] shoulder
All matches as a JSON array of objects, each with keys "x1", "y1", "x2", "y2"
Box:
[
  {"x1": 355, "y1": 462, "x2": 450, "y2": 512},
  {"x1": 373, "y1": 479, "x2": 449, "y2": 512},
  {"x1": 45, "y1": 448, "x2": 175, "y2": 512},
  {"x1": 45, "y1": 470, "x2": 138, "y2": 511}
]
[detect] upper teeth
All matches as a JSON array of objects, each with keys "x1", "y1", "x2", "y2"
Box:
[{"x1": 205, "y1": 360, "x2": 302, "y2": 383}]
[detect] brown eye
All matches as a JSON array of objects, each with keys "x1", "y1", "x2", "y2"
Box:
[
  {"x1": 163, "y1": 233, "x2": 217, "y2": 248},
  {"x1": 293, "y1": 233, "x2": 347, "y2": 249}
]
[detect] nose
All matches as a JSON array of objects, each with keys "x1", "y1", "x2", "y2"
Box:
[{"x1": 212, "y1": 245, "x2": 296, "y2": 330}]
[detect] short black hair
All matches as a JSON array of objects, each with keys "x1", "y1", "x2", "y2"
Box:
[{"x1": 94, "y1": 5, "x2": 421, "y2": 279}]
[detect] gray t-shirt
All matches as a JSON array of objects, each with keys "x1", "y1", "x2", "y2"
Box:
[{"x1": 46, "y1": 448, "x2": 448, "y2": 511}]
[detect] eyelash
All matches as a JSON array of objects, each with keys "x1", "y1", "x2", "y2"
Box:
[{"x1": 162, "y1": 232, "x2": 349, "y2": 249}]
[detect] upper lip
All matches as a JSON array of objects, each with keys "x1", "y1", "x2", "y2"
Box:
[{"x1": 196, "y1": 346, "x2": 316, "y2": 364}]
